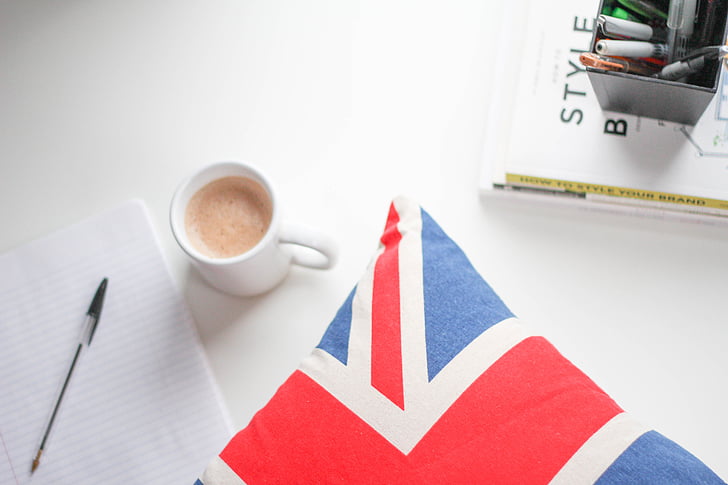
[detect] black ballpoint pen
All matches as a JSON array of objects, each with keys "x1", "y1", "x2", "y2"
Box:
[{"x1": 31, "y1": 277, "x2": 108, "y2": 473}]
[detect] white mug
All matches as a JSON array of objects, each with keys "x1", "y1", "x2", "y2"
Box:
[{"x1": 170, "y1": 161, "x2": 337, "y2": 296}]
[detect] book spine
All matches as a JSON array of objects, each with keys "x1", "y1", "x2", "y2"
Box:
[{"x1": 504, "y1": 173, "x2": 728, "y2": 216}]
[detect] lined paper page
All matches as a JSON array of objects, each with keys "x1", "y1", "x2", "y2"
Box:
[{"x1": 0, "y1": 200, "x2": 232, "y2": 484}]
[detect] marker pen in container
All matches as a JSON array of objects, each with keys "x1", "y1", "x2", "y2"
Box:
[
  {"x1": 598, "y1": 15, "x2": 653, "y2": 40},
  {"x1": 595, "y1": 39, "x2": 668, "y2": 58}
]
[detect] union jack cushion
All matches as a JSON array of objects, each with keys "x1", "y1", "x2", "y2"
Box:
[{"x1": 196, "y1": 196, "x2": 725, "y2": 484}]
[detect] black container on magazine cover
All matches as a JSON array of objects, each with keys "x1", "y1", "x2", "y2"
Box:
[{"x1": 585, "y1": 0, "x2": 728, "y2": 125}]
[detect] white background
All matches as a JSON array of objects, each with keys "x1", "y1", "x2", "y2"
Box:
[{"x1": 1, "y1": 0, "x2": 726, "y2": 477}]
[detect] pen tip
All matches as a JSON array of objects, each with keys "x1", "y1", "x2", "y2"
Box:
[{"x1": 31, "y1": 449, "x2": 42, "y2": 473}]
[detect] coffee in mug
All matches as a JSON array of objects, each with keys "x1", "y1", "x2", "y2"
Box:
[
  {"x1": 185, "y1": 176, "x2": 273, "y2": 259},
  {"x1": 170, "y1": 161, "x2": 337, "y2": 296}
]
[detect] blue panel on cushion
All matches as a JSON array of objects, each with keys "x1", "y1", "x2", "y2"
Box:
[
  {"x1": 596, "y1": 431, "x2": 726, "y2": 484},
  {"x1": 316, "y1": 286, "x2": 355, "y2": 365},
  {"x1": 420, "y1": 208, "x2": 514, "y2": 381}
]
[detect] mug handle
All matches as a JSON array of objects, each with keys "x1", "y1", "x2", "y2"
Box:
[{"x1": 279, "y1": 222, "x2": 338, "y2": 269}]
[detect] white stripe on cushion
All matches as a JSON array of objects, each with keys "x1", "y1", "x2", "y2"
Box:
[
  {"x1": 549, "y1": 412, "x2": 651, "y2": 485},
  {"x1": 199, "y1": 455, "x2": 248, "y2": 485}
]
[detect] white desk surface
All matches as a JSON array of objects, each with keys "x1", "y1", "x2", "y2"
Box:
[{"x1": 1, "y1": 1, "x2": 726, "y2": 477}]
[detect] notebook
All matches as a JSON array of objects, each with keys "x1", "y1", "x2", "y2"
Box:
[{"x1": 0, "y1": 200, "x2": 232, "y2": 484}]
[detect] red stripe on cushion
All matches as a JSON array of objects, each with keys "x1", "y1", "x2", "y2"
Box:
[
  {"x1": 371, "y1": 203, "x2": 404, "y2": 409},
  {"x1": 220, "y1": 337, "x2": 623, "y2": 484}
]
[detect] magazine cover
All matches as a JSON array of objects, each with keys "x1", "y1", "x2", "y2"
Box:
[{"x1": 481, "y1": 0, "x2": 728, "y2": 218}]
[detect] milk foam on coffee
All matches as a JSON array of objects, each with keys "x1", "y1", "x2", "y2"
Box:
[{"x1": 185, "y1": 176, "x2": 273, "y2": 258}]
